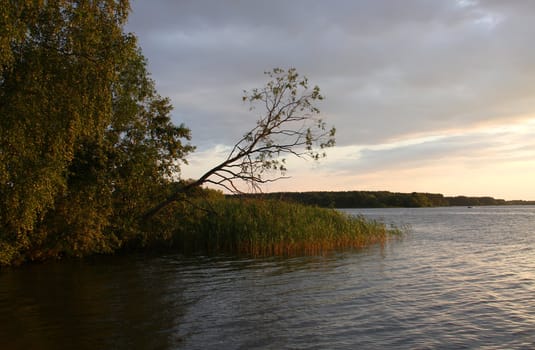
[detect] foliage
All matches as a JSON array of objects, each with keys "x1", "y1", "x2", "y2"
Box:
[{"x1": 0, "y1": 1, "x2": 193, "y2": 265}]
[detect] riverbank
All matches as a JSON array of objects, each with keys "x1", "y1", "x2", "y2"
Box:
[{"x1": 2, "y1": 194, "x2": 402, "y2": 267}]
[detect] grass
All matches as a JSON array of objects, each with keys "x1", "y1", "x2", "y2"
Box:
[
  {"x1": 169, "y1": 197, "x2": 403, "y2": 256},
  {"x1": 0, "y1": 193, "x2": 402, "y2": 267}
]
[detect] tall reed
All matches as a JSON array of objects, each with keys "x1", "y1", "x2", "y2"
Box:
[{"x1": 169, "y1": 197, "x2": 402, "y2": 256}]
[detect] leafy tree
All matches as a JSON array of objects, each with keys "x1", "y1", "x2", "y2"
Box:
[
  {"x1": 1, "y1": 0, "x2": 129, "y2": 263},
  {"x1": 0, "y1": 1, "x2": 193, "y2": 264},
  {"x1": 145, "y1": 68, "x2": 336, "y2": 219},
  {"x1": 35, "y1": 43, "x2": 194, "y2": 258}
]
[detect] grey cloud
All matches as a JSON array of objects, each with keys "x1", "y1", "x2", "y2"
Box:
[{"x1": 127, "y1": 0, "x2": 535, "y2": 149}]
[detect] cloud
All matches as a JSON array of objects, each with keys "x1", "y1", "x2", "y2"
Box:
[{"x1": 126, "y1": 0, "x2": 535, "y2": 198}]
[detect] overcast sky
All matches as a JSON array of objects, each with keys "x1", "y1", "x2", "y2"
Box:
[{"x1": 126, "y1": 0, "x2": 535, "y2": 200}]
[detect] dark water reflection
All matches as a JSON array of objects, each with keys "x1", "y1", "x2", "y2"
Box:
[
  {"x1": 1, "y1": 206, "x2": 535, "y2": 349},
  {"x1": 0, "y1": 255, "x2": 186, "y2": 349}
]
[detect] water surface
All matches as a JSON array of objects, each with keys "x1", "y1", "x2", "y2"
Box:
[{"x1": 1, "y1": 206, "x2": 535, "y2": 349}]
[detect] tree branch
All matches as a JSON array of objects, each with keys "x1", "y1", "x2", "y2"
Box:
[{"x1": 143, "y1": 68, "x2": 335, "y2": 219}]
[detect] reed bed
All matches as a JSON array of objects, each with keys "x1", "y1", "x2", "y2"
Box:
[{"x1": 171, "y1": 197, "x2": 402, "y2": 256}]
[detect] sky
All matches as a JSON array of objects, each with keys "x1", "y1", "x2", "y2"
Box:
[{"x1": 126, "y1": 0, "x2": 535, "y2": 200}]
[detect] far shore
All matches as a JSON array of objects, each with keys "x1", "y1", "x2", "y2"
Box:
[{"x1": 233, "y1": 190, "x2": 535, "y2": 209}]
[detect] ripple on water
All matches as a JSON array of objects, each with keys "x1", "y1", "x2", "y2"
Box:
[{"x1": 2, "y1": 207, "x2": 535, "y2": 349}]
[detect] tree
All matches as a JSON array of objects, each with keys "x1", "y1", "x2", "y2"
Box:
[
  {"x1": 0, "y1": 1, "x2": 131, "y2": 263},
  {"x1": 0, "y1": 1, "x2": 194, "y2": 264},
  {"x1": 145, "y1": 68, "x2": 336, "y2": 219},
  {"x1": 35, "y1": 42, "x2": 194, "y2": 258}
]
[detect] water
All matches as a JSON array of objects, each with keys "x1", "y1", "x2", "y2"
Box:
[{"x1": 1, "y1": 206, "x2": 535, "y2": 349}]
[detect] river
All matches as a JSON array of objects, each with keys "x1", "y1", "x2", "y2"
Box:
[{"x1": 1, "y1": 206, "x2": 535, "y2": 349}]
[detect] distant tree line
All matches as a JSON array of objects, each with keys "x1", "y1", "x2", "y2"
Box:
[{"x1": 234, "y1": 191, "x2": 535, "y2": 208}]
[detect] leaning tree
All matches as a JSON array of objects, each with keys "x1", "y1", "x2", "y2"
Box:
[{"x1": 145, "y1": 68, "x2": 336, "y2": 218}]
